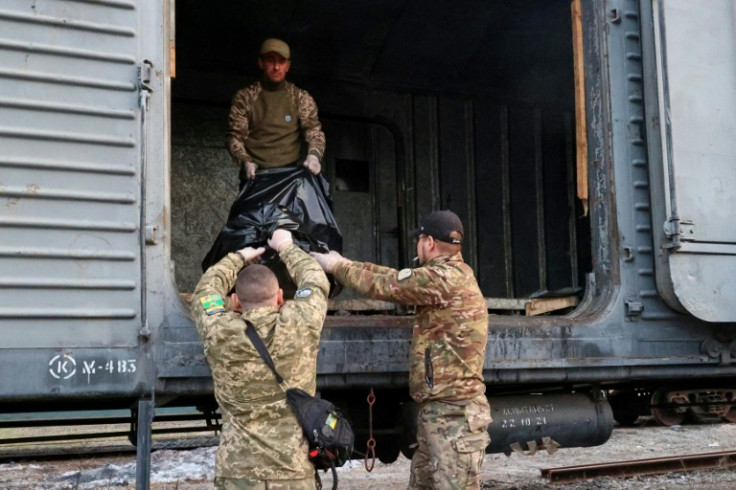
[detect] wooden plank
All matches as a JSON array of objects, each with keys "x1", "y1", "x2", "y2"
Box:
[
  {"x1": 328, "y1": 299, "x2": 396, "y2": 312},
  {"x1": 324, "y1": 315, "x2": 413, "y2": 328},
  {"x1": 571, "y1": 0, "x2": 588, "y2": 215},
  {"x1": 485, "y1": 297, "x2": 529, "y2": 311},
  {"x1": 525, "y1": 296, "x2": 579, "y2": 316},
  {"x1": 184, "y1": 293, "x2": 532, "y2": 313}
]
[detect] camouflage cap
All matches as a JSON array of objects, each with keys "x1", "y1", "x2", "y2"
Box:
[
  {"x1": 260, "y1": 38, "x2": 290, "y2": 59},
  {"x1": 409, "y1": 210, "x2": 463, "y2": 244}
]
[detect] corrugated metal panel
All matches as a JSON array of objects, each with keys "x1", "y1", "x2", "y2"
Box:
[
  {"x1": 0, "y1": 0, "x2": 143, "y2": 346},
  {"x1": 652, "y1": 0, "x2": 736, "y2": 322}
]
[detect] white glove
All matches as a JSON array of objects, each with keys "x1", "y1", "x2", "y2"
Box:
[
  {"x1": 302, "y1": 155, "x2": 321, "y2": 175},
  {"x1": 268, "y1": 229, "x2": 293, "y2": 251},
  {"x1": 243, "y1": 161, "x2": 258, "y2": 180},
  {"x1": 237, "y1": 246, "x2": 266, "y2": 263},
  {"x1": 310, "y1": 250, "x2": 346, "y2": 274}
]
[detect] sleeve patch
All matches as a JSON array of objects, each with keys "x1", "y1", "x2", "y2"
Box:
[
  {"x1": 200, "y1": 294, "x2": 225, "y2": 315},
  {"x1": 397, "y1": 268, "x2": 413, "y2": 281},
  {"x1": 295, "y1": 287, "x2": 314, "y2": 299}
]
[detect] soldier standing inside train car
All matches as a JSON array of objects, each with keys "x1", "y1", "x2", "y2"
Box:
[
  {"x1": 311, "y1": 210, "x2": 492, "y2": 489},
  {"x1": 190, "y1": 229, "x2": 329, "y2": 490},
  {"x1": 226, "y1": 38, "x2": 326, "y2": 189}
]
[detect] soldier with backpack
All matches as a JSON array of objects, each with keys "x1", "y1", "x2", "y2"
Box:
[{"x1": 191, "y1": 229, "x2": 329, "y2": 489}]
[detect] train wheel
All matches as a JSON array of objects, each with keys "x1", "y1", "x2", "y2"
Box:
[
  {"x1": 398, "y1": 402, "x2": 418, "y2": 460},
  {"x1": 376, "y1": 436, "x2": 400, "y2": 464},
  {"x1": 612, "y1": 411, "x2": 639, "y2": 427},
  {"x1": 609, "y1": 390, "x2": 643, "y2": 426},
  {"x1": 722, "y1": 407, "x2": 736, "y2": 423},
  {"x1": 650, "y1": 390, "x2": 686, "y2": 426}
]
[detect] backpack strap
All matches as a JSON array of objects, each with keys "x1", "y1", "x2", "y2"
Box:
[
  {"x1": 245, "y1": 320, "x2": 288, "y2": 389},
  {"x1": 246, "y1": 321, "x2": 326, "y2": 486}
]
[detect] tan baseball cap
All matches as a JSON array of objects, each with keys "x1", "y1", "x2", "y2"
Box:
[{"x1": 260, "y1": 38, "x2": 290, "y2": 59}]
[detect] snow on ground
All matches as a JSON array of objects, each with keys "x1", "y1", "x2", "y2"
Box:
[{"x1": 2, "y1": 421, "x2": 736, "y2": 489}]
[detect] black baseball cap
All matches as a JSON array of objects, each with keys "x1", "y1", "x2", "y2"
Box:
[{"x1": 409, "y1": 210, "x2": 463, "y2": 244}]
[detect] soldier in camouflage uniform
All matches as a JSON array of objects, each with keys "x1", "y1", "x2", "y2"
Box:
[
  {"x1": 227, "y1": 38, "x2": 326, "y2": 189},
  {"x1": 191, "y1": 229, "x2": 329, "y2": 489},
  {"x1": 311, "y1": 210, "x2": 492, "y2": 489}
]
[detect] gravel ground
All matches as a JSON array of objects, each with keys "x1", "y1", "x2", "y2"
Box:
[{"x1": 2, "y1": 419, "x2": 736, "y2": 489}]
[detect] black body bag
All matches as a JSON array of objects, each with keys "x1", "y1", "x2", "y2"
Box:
[
  {"x1": 201, "y1": 166, "x2": 343, "y2": 297},
  {"x1": 245, "y1": 322, "x2": 354, "y2": 488}
]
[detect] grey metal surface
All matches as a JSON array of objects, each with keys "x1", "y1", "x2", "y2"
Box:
[
  {"x1": 650, "y1": 0, "x2": 736, "y2": 321},
  {"x1": 0, "y1": 0, "x2": 142, "y2": 343},
  {"x1": 604, "y1": 0, "x2": 682, "y2": 323},
  {"x1": 0, "y1": 0, "x2": 164, "y2": 402}
]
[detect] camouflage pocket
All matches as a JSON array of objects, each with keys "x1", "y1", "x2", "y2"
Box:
[
  {"x1": 465, "y1": 396, "x2": 493, "y2": 432},
  {"x1": 452, "y1": 431, "x2": 490, "y2": 453}
]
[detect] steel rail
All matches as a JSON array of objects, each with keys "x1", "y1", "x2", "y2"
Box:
[
  {"x1": 0, "y1": 436, "x2": 218, "y2": 464},
  {"x1": 541, "y1": 450, "x2": 736, "y2": 483}
]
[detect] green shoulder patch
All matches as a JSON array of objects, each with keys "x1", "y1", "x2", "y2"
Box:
[
  {"x1": 295, "y1": 287, "x2": 314, "y2": 299},
  {"x1": 397, "y1": 268, "x2": 413, "y2": 281},
  {"x1": 200, "y1": 294, "x2": 225, "y2": 315}
]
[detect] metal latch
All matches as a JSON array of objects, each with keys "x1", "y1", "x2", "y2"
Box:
[
  {"x1": 138, "y1": 60, "x2": 154, "y2": 109},
  {"x1": 662, "y1": 216, "x2": 681, "y2": 250},
  {"x1": 145, "y1": 225, "x2": 159, "y2": 245},
  {"x1": 625, "y1": 300, "x2": 643, "y2": 317}
]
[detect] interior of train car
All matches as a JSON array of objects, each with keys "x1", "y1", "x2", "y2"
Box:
[{"x1": 170, "y1": 0, "x2": 592, "y2": 317}]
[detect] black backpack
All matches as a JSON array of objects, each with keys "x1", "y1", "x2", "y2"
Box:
[
  {"x1": 245, "y1": 322, "x2": 355, "y2": 488},
  {"x1": 285, "y1": 387, "x2": 354, "y2": 470}
]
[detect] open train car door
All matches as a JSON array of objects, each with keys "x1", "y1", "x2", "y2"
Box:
[
  {"x1": 0, "y1": 1, "x2": 163, "y2": 403},
  {"x1": 647, "y1": 0, "x2": 736, "y2": 322}
]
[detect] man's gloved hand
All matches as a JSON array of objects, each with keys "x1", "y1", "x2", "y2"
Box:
[
  {"x1": 243, "y1": 161, "x2": 258, "y2": 180},
  {"x1": 302, "y1": 155, "x2": 321, "y2": 175},
  {"x1": 237, "y1": 246, "x2": 266, "y2": 263},
  {"x1": 309, "y1": 250, "x2": 346, "y2": 274},
  {"x1": 268, "y1": 229, "x2": 293, "y2": 252}
]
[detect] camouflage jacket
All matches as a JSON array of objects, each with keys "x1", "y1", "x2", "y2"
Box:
[
  {"x1": 333, "y1": 253, "x2": 488, "y2": 404},
  {"x1": 226, "y1": 80, "x2": 325, "y2": 176},
  {"x1": 190, "y1": 245, "x2": 329, "y2": 481}
]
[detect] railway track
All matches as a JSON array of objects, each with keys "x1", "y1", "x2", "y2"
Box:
[
  {"x1": 541, "y1": 450, "x2": 736, "y2": 483},
  {"x1": 0, "y1": 436, "x2": 219, "y2": 465},
  {"x1": 2, "y1": 420, "x2": 735, "y2": 489}
]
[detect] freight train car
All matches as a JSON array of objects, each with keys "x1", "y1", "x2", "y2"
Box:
[{"x1": 1, "y1": 0, "x2": 735, "y2": 486}]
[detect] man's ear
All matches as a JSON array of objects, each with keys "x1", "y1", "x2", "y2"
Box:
[
  {"x1": 230, "y1": 292, "x2": 241, "y2": 311},
  {"x1": 276, "y1": 288, "x2": 284, "y2": 307},
  {"x1": 257, "y1": 56, "x2": 264, "y2": 70}
]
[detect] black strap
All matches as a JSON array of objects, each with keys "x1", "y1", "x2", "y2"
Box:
[
  {"x1": 246, "y1": 321, "x2": 334, "y2": 488},
  {"x1": 328, "y1": 457, "x2": 337, "y2": 490},
  {"x1": 245, "y1": 320, "x2": 285, "y2": 386}
]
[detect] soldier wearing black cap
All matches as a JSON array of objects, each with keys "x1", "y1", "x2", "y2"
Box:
[
  {"x1": 311, "y1": 210, "x2": 492, "y2": 489},
  {"x1": 226, "y1": 38, "x2": 326, "y2": 189}
]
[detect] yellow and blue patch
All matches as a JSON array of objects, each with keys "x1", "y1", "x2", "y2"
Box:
[
  {"x1": 295, "y1": 287, "x2": 313, "y2": 299},
  {"x1": 199, "y1": 294, "x2": 225, "y2": 315},
  {"x1": 325, "y1": 412, "x2": 338, "y2": 429}
]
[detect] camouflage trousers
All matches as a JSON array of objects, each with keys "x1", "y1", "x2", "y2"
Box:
[
  {"x1": 409, "y1": 395, "x2": 492, "y2": 490},
  {"x1": 214, "y1": 476, "x2": 316, "y2": 490}
]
